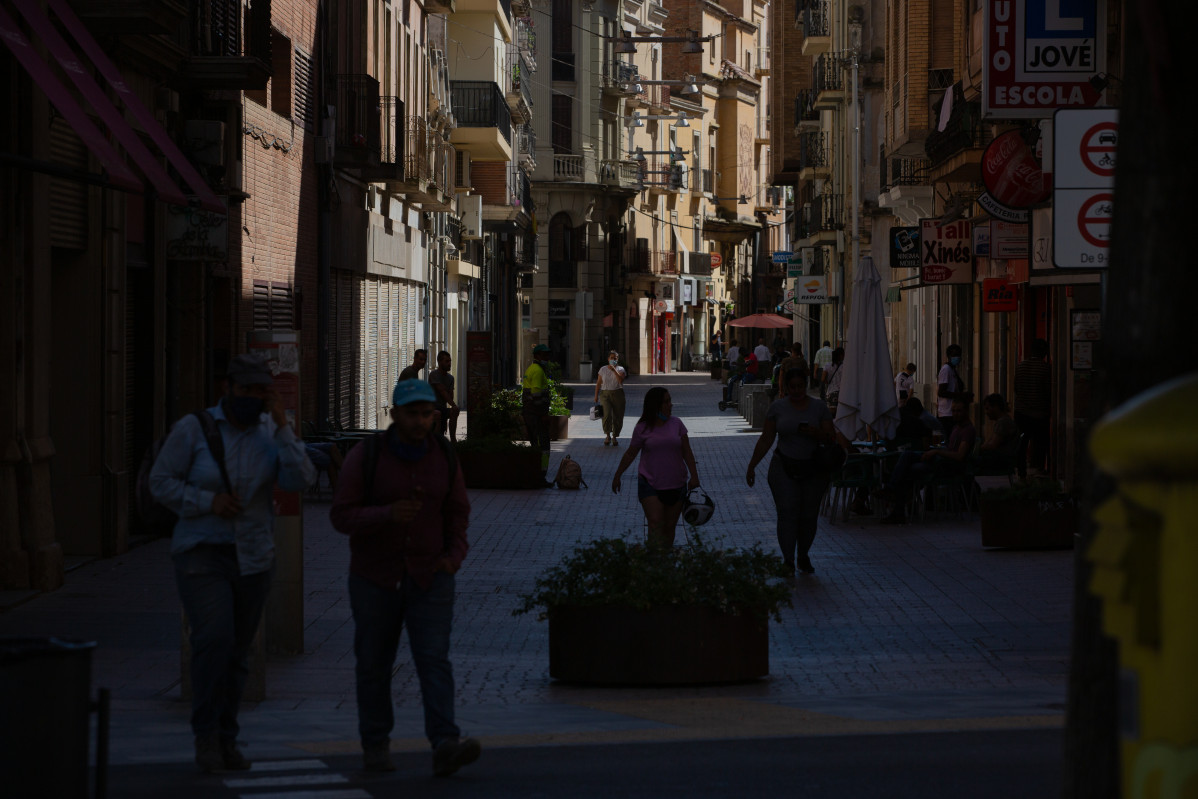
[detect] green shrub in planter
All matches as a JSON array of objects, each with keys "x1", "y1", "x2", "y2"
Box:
[
  {"x1": 979, "y1": 477, "x2": 1078, "y2": 549},
  {"x1": 515, "y1": 534, "x2": 792, "y2": 684},
  {"x1": 515, "y1": 534, "x2": 793, "y2": 623}
]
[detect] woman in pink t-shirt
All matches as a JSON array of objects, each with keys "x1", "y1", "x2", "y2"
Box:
[{"x1": 611, "y1": 387, "x2": 700, "y2": 548}]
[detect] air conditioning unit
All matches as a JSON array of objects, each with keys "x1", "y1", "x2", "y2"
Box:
[
  {"x1": 454, "y1": 150, "x2": 472, "y2": 190},
  {"x1": 460, "y1": 195, "x2": 482, "y2": 239}
]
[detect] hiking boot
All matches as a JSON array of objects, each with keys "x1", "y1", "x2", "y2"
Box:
[
  {"x1": 220, "y1": 739, "x2": 252, "y2": 771},
  {"x1": 362, "y1": 744, "x2": 396, "y2": 772},
  {"x1": 195, "y1": 735, "x2": 224, "y2": 774},
  {"x1": 433, "y1": 737, "x2": 481, "y2": 777}
]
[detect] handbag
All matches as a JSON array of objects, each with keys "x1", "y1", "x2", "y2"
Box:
[
  {"x1": 588, "y1": 403, "x2": 603, "y2": 421},
  {"x1": 775, "y1": 451, "x2": 817, "y2": 481}
]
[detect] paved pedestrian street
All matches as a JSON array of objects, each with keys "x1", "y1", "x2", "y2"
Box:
[{"x1": 0, "y1": 374, "x2": 1074, "y2": 797}]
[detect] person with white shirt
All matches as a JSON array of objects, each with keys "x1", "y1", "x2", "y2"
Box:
[
  {"x1": 594, "y1": 350, "x2": 627, "y2": 445},
  {"x1": 753, "y1": 337, "x2": 772, "y2": 365},
  {"x1": 894, "y1": 362, "x2": 916, "y2": 407}
]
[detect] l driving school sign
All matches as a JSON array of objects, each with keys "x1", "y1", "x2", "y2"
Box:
[{"x1": 984, "y1": 0, "x2": 1106, "y2": 118}]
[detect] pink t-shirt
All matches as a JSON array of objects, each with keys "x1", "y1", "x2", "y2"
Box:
[{"x1": 630, "y1": 416, "x2": 689, "y2": 490}]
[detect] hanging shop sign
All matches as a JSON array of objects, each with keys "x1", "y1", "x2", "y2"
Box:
[
  {"x1": 920, "y1": 219, "x2": 973, "y2": 284},
  {"x1": 992, "y1": 220, "x2": 1029, "y2": 259},
  {"x1": 984, "y1": 0, "x2": 1107, "y2": 119},
  {"x1": 982, "y1": 278, "x2": 1018, "y2": 312},
  {"x1": 795, "y1": 276, "x2": 829, "y2": 304},
  {"x1": 890, "y1": 226, "x2": 921, "y2": 270},
  {"x1": 981, "y1": 129, "x2": 1051, "y2": 215}
]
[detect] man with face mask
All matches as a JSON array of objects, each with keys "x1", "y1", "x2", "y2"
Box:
[
  {"x1": 330, "y1": 379, "x2": 480, "y2": 777},
  {"x1": 937, "y1": 344, "x2": 969, "y2": 441},
  {"x1": 593, "y1": 350, "x2": 627, "y2": 445},
  {"x1": 149, "y1": 353, "x2": 316, "y2": 773}
]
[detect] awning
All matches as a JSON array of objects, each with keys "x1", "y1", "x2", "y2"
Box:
[
  {"x1": 0, "y1": 5, "x2": 140, "y2": 192},
  {"x1": 3, "y1": 0, "x2": 224, "y2": 213}
]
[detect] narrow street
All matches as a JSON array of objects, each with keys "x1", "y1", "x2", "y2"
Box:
[{"x1": 1, "y1": 374, "x2": 1073, "y2": 797}]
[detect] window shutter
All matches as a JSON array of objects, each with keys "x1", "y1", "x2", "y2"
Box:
[{"x1": 48, "y1": 119, "x2": 88, "y2": 250}]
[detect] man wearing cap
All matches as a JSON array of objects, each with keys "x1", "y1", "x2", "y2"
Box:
[
  {"x1": 522, "y1": 343, "x2": 554, "y2": 486},
  {"x1": 330, "y1": 380, "x2": 480, "y2": 776},
  {"x1": 150, "y1": 353, "x2": 317, "y2": 773}
]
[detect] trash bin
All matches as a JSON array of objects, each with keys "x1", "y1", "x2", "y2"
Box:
[
  {"x1": 579, "y1": 359, "x2": 592, "y2": 383},
  {"x1": 0, "y1": 637, "x2": 96, "y2": 798}
]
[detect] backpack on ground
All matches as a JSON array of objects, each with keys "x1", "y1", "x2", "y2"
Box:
[
  {"x1": 553, "y1": 455, "x2": 586, "y2": 490},
  {"x1": 136, "y1": 410, "x2": 231, "y2": 535}
]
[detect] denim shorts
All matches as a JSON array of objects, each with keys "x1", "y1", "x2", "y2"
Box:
[{"x1": 637, "y1": 475, "x2": 684, "y2": 506}]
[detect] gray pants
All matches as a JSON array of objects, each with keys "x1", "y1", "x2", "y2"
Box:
[
  {"x1": 599, "y1": 389, "x2": 625, "y2": 437},
  {"x1": 766, "y1": 455, "x2": 827, "y2": 569}
]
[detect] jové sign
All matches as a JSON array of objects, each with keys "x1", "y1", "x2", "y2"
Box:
[{"x1": 920, "y1": 219, "x2": 973, "y2": 285}]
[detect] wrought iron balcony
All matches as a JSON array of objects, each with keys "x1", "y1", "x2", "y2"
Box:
[
  {"x1": 451, "y1": 81, "x2": 512, "y2": 145},
  {"x1": 186, "y1": 0, "x2": 271, "y2": 89},
  {"x1": 813, "y1": 54, "x2": 844, "y2": 100},
  {"x1": 925, "y1": 97, "x2": 983, "y2": 167},
  {"x1": 880, "y1": 151, "x2": 930, "y2": 192},
  {"x1": 334, "y1": 75, "x2": 381, "y2": 167},
  {"x1": 802, "y1": 2, "x2": 829, "y2": 38},
  {"x1": 652, "y1": 250, "x2": 678, "y2": 275},
  {"x1": 799, "y1": 131, "x2": 830, "y2": 173},
  {"x1": 794, "y1": 89, "x2": 819, "y2": 128}
]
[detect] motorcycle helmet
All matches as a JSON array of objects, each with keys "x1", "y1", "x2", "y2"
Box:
[{"x1": 682, "y1": 487, "x2": 715, "y2": 527}]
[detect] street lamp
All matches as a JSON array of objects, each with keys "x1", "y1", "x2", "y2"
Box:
[
  {"x1": 625, "y1": 111, "x2": 692, "y2": 128},
  {"x1": 611, "y1": 30, "x2": 711, "y2": 54},
  {"x1": 629, "y1": 146, "x2": 689, "y2": 162},
  {"x1": 621, "y1": 75, "x2": 703, "y2": 99}
]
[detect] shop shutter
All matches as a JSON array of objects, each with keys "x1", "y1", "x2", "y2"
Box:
[
  {"x1": 362, "y1": 278, "x2": 379, "y2": 428},
  {"x1": 48, "y1": 119, "x2": 88, "y2": 250}
]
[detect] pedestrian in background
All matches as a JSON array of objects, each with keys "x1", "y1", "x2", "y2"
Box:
[
  {"x1": 428, "y1": 350, "x2": 460, "y2": 442},
  {"x1": 894, "y1": 362, "x2": 916, "y2": 407},
  {"x1": 778, "y1": 343, "x2": 808, "y2": 397},
  {"x1": 937, "y1": 344, "x2": 970, "y2": 442},
  {"x1": 823, "y1": 347, "x2": 845, "y2": 410},
  {"x1": 399, "y1": 349, "x2": 428, "y2": 382},
  {"x1": 813, "y1": 340, "x2": 833, "y2": 397},
  {"x1": 522, "y1": 343, "x2": 554, "y2": 487},
  {"x1": 594, "y1": 350, "x2": 627, "y2": 446},
  {"x1": 745, "y1": 368, "x2": 834, "y2": 582},
  {"x1": 150, "y1": 353, "x2": 316, "y2": 773},
  {"x1": 329, "y1": 379, "x2": 481, "y2": 777},
  {"x1": 754, "y1": 336, "x2": 772, "y2": 365},
  {"x1": 1014, "y1": 338, "x2": 1052, "y2": 478},
  {"x1": 611, "y1": 387, "x2": 700, "y2": 549}
]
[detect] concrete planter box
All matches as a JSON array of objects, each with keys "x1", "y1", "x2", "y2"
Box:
[
  {"x1": 549, "y1": 415, "x2": 569, "y2": 441},
  {"x1": 548, "y1": 604, "x2": 769, "y2": 685},
  {"x1": 979, "y1": 495, "x2": 1077, "y2": 549},
  {"x1": 458, "y1": 448, "x2": 544, "y2": 489}
]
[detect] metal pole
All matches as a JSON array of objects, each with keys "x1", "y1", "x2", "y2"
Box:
[{"x1": 847, "y1": 51, "x2": 859, "y2": 347}]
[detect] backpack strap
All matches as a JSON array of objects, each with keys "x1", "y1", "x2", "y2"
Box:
[
  {"x1": 361, "y1": 431, "x2": 456, "y2": 508},
  {"x1": 194, "y1": 410, "x2": 232, "y2": 494}
]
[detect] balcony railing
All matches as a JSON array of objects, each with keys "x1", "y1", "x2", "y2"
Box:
[
  {"x1": 401, "y1": 112, "x2": 431, "y2": 182},
  {"x1": 925, "y1": 95, "x2": 983, "y2": 166},
  {"x1": 794, "y1": 89, "x2": 819, "y2": 126},
  {"x1": 510, "y1": 50, "x2": 534, "y2": 109},
  {"x1": 516, "y1": 17, "x2": 536, "y2": 67},
  {"x1": 801, "y1": 0, "x2": 830, "y2": 38},
  {"x1": 814, "y1": 54, "x2": 843, "y2": 94},
  {"x1": 799, "y1": 131, "x2": 829, "y2": 169},
  {"x1": 701, "y1": 168, "x2": 714, "y2": 194},
  {"x1": 450, "y1": 81, "x2": 512, "y2": 145},
  {"x1": 600, "y1": 159, "x2": 641, "y2": 188},
  {"x1": 518, "y1": 125, "x2": 536, "y2": 166},
  {"x1": 814, "y1": 192, "x2": 843, "y2": 231},
  {"x1": 880, "y1": 151, "x2": 930, "y2": 192},
  {"x1": 335, "y1": 74, "x2": 381, "y2": 157},
  {"x1": 652, "y1": 251, "x2": 678, "y2": 275},
  {"x1": 553, "y1": 154, "x2": 584, "y2": 180},
  {"x1": 432, "y1": 139, "x2": 456, "y2": 198}
]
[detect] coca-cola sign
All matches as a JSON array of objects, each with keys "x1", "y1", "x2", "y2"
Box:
[{"x1": 982, "y1": 130, "x2": 1051, "y2": 210}]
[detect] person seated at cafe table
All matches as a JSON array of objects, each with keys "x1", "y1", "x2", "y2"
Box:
[
  {"x1": 976, "y1": 393, "x2": 1020, "y2": 472},
  {"x1": 889, "y1": 397, "x2": 937, "y2": 451},
  {"x1": 875, "y1": 398, "x2": 976, "y2": 525}
]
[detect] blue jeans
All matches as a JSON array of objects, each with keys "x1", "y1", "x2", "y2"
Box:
[
  {"x1": 766, "y1": 455, "x2": 827, "y2": 569},
  {"x1": 349, "y1": 572, "x2": 460, "y2": 749},
  {"x1": 174, "y1": 544, "x2": 273, "y2": 741}
]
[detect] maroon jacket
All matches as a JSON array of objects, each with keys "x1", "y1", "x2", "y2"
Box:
[{"x1": 330, "y1": 432, "x2": 470, "y2": 590}]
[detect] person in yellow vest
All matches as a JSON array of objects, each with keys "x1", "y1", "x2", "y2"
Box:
[{"x1": 522, "y1": 343, "x2": 554, "y2": 487}]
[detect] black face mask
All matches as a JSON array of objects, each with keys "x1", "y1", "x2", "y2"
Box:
[{"x1": 225, "y1": 395, "x2": 265, "y2": 425}]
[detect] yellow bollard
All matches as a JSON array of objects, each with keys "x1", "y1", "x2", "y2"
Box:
[{"x1": 1088, "y1": 373, "x2": 1198, "y2": 799}]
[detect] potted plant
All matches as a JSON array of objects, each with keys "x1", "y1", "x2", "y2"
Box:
[
  {"x1": 515, "y1": 534, "x2": 793, "y2": 684},
  {"x1": 977, "y1": 477, "x2": 1078, "y2": 549},
  {"x1": 453, "y1": 435, "x2": 543, "y2": 489}
]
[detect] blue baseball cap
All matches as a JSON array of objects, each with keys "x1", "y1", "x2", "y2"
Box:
[{"x1": 392, "y1": 379, "x2": 436, "y2": 407}]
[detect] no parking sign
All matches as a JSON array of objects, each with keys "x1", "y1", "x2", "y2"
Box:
[{"x1": 1053, "y1": 108, "x2": 1117, "y2": 268}]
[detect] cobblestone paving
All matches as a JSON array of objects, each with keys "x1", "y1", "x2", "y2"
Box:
[{"x1": 0, "y1": 373, "x2": 1074, "y2": 764}]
